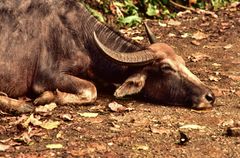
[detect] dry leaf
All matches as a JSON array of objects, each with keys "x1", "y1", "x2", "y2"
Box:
[
  {"x1": 22, "y1": 114, "x2": 42, "y2": 128},
  {"x1": 167, "y1": 33, "x2": 176, "y2": 37},
  {"x1": 228, "y1": 75, "x2": 240, "y2": 81},
  {"x1": 181, "y1": 33, "x2": 190, "y2": 38},
  {"x1": 61, "y1": 114, "x2": 73, "y2": 121},
  {"x1": 191, "y1": 40, "x2": 201, "y2": 46},
  {"x1": 167, "y1": 19, "x2": 181, "y2": 26},
  {"x1": 108, "y1": 102, "x2": 134, "y2": 112},
  {"x1": 150, "y1": 127, "x2": 171, "y2": 135},
  {"x1": 212, "y1": 63, "x2": 222, "y2": 67},
  {"x1": 136, "y1": 145, "x2": 149, "y2": 151},
  {"x1": 132, "y1": 36, "x2": 144, "y2": 41},
  {"x1": 192, "y1": 31, "x2": 208, "y2": 40},
  {"x1": 35, "y1": 103, "x2": 57, "y2": 113},
  {"x1": 0, "y1": 143, "x2": 10, "y2": 151},
  {"x1": 46, "y1": 143, "x2": 63, "y2": 149},
  {"x1": 180, "y1": 124, "x2": 206, "y2": 130},
  {"x1": 188, "y1": 53, "x2": 211, "y2": 62},
  {"x1": 40, "y1": 120, "x2": 60, "y2": 130},
  {"x1": 224, "y1": 44, "x2": 233, "y2": 49},
  {"x1": 209, "y1": 75, "x2": 221, "y2": 81},
  {"x1": 158, "y1": 21, "x2": 167, "y2": 27},
  {"x1": 79, "y1": 112, "x2": 99, "y2": 118},
  {"x1": 235, "y1": 91, "x2": 240, "y2": 97}
]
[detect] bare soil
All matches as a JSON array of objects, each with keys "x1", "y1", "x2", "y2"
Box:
[{"x1": 0, "y1": 4, "x2": 240, "y2": 158}]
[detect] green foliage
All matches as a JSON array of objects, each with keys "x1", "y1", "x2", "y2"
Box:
[
  {"x1": 210, "y1": 0, "x2": 238, "y2": 10},
  {"x1": 85, "y1": 5, "x2": 105, "y2": 22},
  {"x1": 83, "y1": 0, "x2": 238, "y2": 26}
]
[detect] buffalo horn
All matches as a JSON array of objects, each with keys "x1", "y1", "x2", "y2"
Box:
[
  {"x1": 144, "y1": 22, "x2": 157, "y2": 44},
  {"x1": 93, "y1": 32, "x2": 156, "y2": 66}
]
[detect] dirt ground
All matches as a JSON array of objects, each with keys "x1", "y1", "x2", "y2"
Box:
[{"x1": 0, "y1": 3, "x2": 240, "y2": 158}]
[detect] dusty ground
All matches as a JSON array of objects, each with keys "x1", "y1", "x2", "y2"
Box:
[{"x1": 0, "y1": 3, "x2": 240, "y2": 158}]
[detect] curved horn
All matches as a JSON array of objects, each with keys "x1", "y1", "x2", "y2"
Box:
[
  {"x1": 144, "y1": 22, "x2": 157, "y2": 44},
  {"x1": 93, "y1": 32, "x2": 156, "y2": 66}
]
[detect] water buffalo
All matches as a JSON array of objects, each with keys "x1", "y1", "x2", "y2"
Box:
[{"x1": 0, "y1": 0, "x2": 215, "y2": 114}]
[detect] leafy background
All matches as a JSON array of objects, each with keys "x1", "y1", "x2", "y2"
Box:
[{"x1": 79, "y1": 0, "x2": 238, "y2": 26}]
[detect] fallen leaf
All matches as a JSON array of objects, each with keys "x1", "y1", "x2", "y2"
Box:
[
  {"x1": 40, "y1": 120, "x2": 60, "y2": 130},
  {"x1": 191, "y1": 40, "x2": 201, "y2": 46},
  {"x1": 150, "y1": 126, "x2": 171, "y2": 135},
  {"x1": 136, "y1": 144, "x2": 149, "y2": 151},
  {"x1": 167, "y1": 19, "x2": 181, "y2": 26},
  {"x1": 158, "y1": 21, "x2": 167, "y2": 27},
  {"x1": 209, "y1": 75, "x2": 221, "y2": 82},
  {"x1": 224, "y1": 44, "x2": 233, "y2": 49},
  {"x1": 222, "y1": 119, "x2": 234, "y2": 127},
  {"x1": 167, "y1": 33, "x2": 176, "y2": 37},
  {"x1": 228, "y1": 75, "x2": 240, "y2": 81},
  {"x1": 235, "y1": 91, "x2": 240, "y2": 97},
  {"x1": 180, "y1": 124, "x2": 206, "y2": 130},
  {"x1": 61, "y1": 114, "x2": 73, "y2": 121},
  {"x1": 188, "y1": 53, "x2": 211, "y2": 62},
  {"x1": 132, "y1": 36, "x2": 144, "y2": 41},
  {"x1": 79, "y1": 112, "x2": 99, "y2": 118},
  {"x1": 212, "y1": 88, "x2": 223, "y2": 97},
  {"x1": 203, "y1": 45, "x2": 221, "y2": 49},
  {"x1": 22, "y1": 114, "x2": 42, "y2": 128},
  {"x1": 181, "y1": 33, "x2": 190, "y2": 38},
  {"x1": 108, "y1": 102, "x2": 126, "y2": 112},
  {"x1": 177, "y1": 10, "x2": 192, "y2": 17},
  {"x1": 192, "y1": 31, "x2": 208, "y2": 40},
  {"x1": 56, "y1": 131, "x2": 63, "y2": 139},
  {"x1": 46, "y1": 144, "x2": 63, "y2": 149},
  {"x1": 35, "y1": 103, "x2": 57, "y2": 113},
  {"x1": 212, "y1": 63, "x2": 222, "y2": 67},
  {"x1": 0, "y1": 143, "x2": 10, "y2": 151}
]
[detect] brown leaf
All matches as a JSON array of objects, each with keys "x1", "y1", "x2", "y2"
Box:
[
  {"x1": 108, "y1": 102, "x2": 134, "y2": 112},
  {"x1": 188, "y1": 53, "x2": 211, "y2": 62},
  {"x1": 46, "y1": 144, "x2": 63, "y2": 149},
  {"x1": 223, "y1": 44, "x2": 233, "y2": 50},
  {"x1": 209, "y1": 75, "x2": 221, "y2": 82},
  {"x1": 235, "y1": 91, "x2": 240, "y2": 97},
  {"x1": 167, "y1": 19, "x2": 181, "y2": 26},
  {"x1": 0, "y1": 143, "x2": 10, "y2": 151},
  {"x1": 150, "y1": 126, "x2": 172, "y2": 135},
  {"x1": 191, "y1": 40, "x2": 201, "y2": 46},
  {"x1": 40, "y1": 120, "x2": 60, "y2": 130},
  {"x1": 35, "y1": 103, "x2": 57, "y2": 113},
  {"x1": 79, "y1": 112, "x2": 99, "y2": 118},
  {"x1": 192, "y1": 31, "x2": 209, "y2": 40},
  {"x1": 228, "y1": 75, "x2": 240, "y2": 81}
]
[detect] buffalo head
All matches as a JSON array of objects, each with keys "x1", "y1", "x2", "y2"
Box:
[{"x1": 93, "y1": 24, "x2": 215, "y2": 109}]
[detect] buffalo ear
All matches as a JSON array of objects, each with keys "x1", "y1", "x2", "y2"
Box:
[{"x1": 114, "y1": 73, "x2": 147, "y2": 98}]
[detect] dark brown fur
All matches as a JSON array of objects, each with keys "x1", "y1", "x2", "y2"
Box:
[{"x1": 0, "y1": 0, "x2": 215, "y2": 114}]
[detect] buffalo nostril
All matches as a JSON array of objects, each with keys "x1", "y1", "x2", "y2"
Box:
[{"x1": 205, "y1": 92, "x2": 215, "y2": 104}]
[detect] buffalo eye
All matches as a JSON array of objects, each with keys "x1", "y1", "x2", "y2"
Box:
[{"x1": 160, "y1": 63, "x2": 175, "y2": 73}]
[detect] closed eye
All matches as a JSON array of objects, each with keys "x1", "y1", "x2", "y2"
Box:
[{"x1": 160, "y1": 63, "x2": 175, "y2": 72}]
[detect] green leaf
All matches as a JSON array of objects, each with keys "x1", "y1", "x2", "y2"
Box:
[
  {"x1": 86, "y1": 6, "x2": 105, "y2": 23},
  {"x1": 118, "y1": 15, "x2": 142, "y2": 26},
  {"x1": 146, "y1": 4, "x2": 159, "y2": 16}
]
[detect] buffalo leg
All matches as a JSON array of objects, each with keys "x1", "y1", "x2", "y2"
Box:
[
  {"x1": 0, "y1": 95, "x2": 34, "y2": 114},
  {"x1": 34, "y1": 74, "x2": 97, "y2": 106}
]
